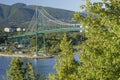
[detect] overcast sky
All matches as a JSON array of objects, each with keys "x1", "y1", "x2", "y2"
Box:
[{"x1": 0, "y1": 0, "x2": 101, "y2": 11}]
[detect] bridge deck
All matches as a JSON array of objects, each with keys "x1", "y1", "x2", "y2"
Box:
[{"x1": 8, "y1": 28, "x2": 81, "y2": 38}]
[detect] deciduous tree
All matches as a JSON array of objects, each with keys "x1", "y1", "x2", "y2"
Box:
[{"x1": 73, "y1": 0, "x2": 120, "y2": 80}]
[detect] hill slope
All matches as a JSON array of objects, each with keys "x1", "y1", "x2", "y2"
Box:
[{"x1": 0, "y1": 3, "x2": 75, "y2": 28}]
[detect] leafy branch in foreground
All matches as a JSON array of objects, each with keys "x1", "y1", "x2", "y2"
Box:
[{"x1": 73, "y1": 0, "x2": 120, "y2": 80}]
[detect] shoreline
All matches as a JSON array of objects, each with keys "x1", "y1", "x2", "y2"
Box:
[{"x1": 0, "y1": 54, "x2": 54, "y2": 59}]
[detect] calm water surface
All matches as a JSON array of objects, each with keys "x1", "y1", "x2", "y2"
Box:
[
  {"x1": 0, "y1": 56, "x2": 56, "y2": 80},
  {"x1": 0, "y1": 54, "x2": 79, "y2": 80}
]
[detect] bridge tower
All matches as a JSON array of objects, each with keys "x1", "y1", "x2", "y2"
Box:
[
  {"x1": 35, "y1": 7, "x2": 46, "y2": 56},
  {"x1": 35, "y1": 7, "x2": 39, "y2": 56},
  {"x1": 41, "y1": 13, "x2": 46, "y2": 56}
]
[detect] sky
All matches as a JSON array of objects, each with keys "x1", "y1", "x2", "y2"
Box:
[{"x1": 0, "y1": 0, "x2": 101, "y2": 11}]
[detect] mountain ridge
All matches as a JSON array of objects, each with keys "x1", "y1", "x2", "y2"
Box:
[{"x1": 0, "y1": 3, "x2": 75, "y2": 28}]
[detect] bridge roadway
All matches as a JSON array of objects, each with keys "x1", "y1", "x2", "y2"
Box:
[{"x1": 8, "y1": 27, "x2": 81, "y2": 38}]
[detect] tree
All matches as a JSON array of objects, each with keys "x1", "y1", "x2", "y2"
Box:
[
  {"x1": 26, "y1": 62, "x2": 35, "y2": 80},
  {"x1": 7, "y1": 58, "x2": 26, "y2": 80},
  {"x1": 73, "y1": 0, "x2": 120, "y2": 80},
  {"x1": 49, "y1": 34, "x2": 79, "y2": 80},
  {"x1": 7, "y1": 58, "x2": 37, "y2": 80}
]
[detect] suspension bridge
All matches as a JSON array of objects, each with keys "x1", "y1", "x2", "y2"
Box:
[{"x1": 8, "y1": 8, "x2": 84, "y2": 56}]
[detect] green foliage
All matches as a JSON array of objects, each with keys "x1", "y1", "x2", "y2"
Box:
[
  {"x1": 49, "y1": 34, "x2": 79, "y2": 80},
  {"x1": 26, "y1": 62, "x2": 35, "y2": 80},
  {"x1": 7, "y1": 58, "x2": 26, "y2": 80},
  {"x1": 73, "y1": 0, "x2": 120, "y2": 80},
  {"x1": 45, "y1": 33, "x2": 85, "y2": 55},
  {"x1": 6, "y1": 58, "x2": 38, "y2": 80},
  {"x1": 45, "y1": 33, "x2": 61, "y2": 55}
]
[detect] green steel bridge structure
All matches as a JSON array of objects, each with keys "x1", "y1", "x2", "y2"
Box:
[{"x1": 8, "y1": 8, "x2": 84, "y2": 56}]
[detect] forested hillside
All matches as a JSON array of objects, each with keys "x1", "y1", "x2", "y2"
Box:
[{"x1": 0, "y1": 3, "x2": 74, "y2": 28}]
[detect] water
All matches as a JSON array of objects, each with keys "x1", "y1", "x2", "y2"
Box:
[{"x1": 0, "y1": 56, "x2": 56, "y2": 80}]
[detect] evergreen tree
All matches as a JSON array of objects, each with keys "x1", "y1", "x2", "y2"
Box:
[
  {"x1": 7, "y1": 58, "x2": 26, "y2": 80},
  {"x1": 26, "y1": 62, "x2": 35, "y2": 80},
  {"x1": 49, "y1": 34, "x2": 79, "y2": 80},
  {"x1": 73, "y1": 0, "x2": 120, "y2": 80},
  {"x1": 7, "y1": 58, "x2": 37, "y2": 80}
]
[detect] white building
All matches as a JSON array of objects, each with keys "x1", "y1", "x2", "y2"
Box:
[{"x1": 4, "y1": 28, "x2": 15, "y2": 32}]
